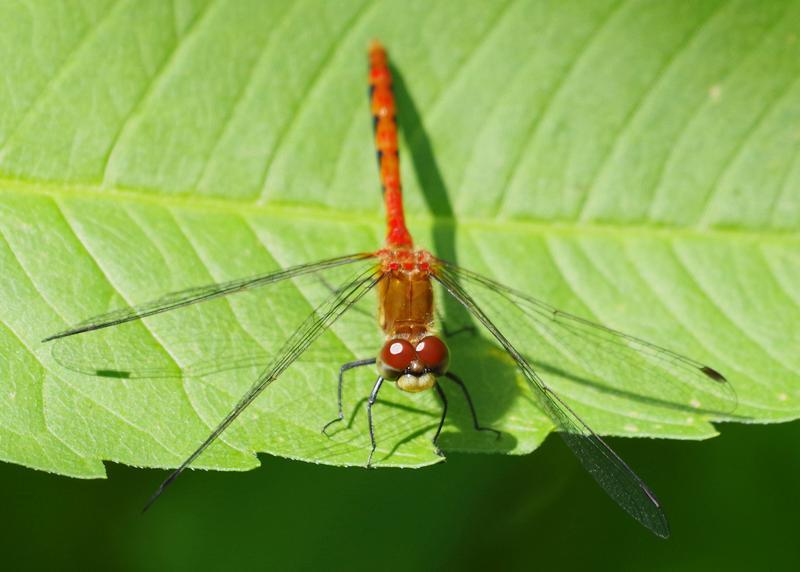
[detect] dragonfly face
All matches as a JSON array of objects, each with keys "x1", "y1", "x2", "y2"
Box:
[{"x1": 376, "y1": 336, "x2": 450, "y2": 393}]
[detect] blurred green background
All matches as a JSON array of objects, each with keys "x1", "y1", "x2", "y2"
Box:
[{"x1": 3, "y1": 420, "x2": 799, "y2": 570}]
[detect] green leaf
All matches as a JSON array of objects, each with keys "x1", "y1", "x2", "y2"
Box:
[{"x1": 1, "y1": 0, "x2": 799, "y2": 478}]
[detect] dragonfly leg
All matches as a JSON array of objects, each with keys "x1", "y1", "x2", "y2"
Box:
[
  {"x1": 444, "y1": 372, "x2": 501, "y2": 440},
  {"x1": 432, "y1": 383, "x2": 448, "y2": 457},
  {"x1": 366, "y1": 376, "x2": 385, "y2": 467},
  {"x1": 322, "y1": 358, "x2": 376, "y2": 436}
]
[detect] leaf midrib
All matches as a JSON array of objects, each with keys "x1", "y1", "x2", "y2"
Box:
[{"x1": 1, "y1": 176, "x2": 798, "y2": 244}]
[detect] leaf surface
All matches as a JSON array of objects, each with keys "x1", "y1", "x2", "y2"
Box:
[{"x1": 0, "y1": 0, "x2": 798, "y2": 477}]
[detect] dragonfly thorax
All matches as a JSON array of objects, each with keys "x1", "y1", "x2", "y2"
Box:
[{"x1": 377, "y1": 248, "x2": 435, "y2": 342}]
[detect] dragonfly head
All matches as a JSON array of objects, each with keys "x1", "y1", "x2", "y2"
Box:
[{"x1": 377, "y1": 335, "x2": 449, "y2": 393}]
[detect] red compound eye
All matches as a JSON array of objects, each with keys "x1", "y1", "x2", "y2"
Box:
[
  {"x1": 415, "y1": 336, "x2": 449, "y2": 375},
  {"x1": 378, "y1": 338, "x2": 415, "y2": 380}
]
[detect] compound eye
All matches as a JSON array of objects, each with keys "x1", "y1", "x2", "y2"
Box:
[
  {"x1": 415, "y1": 336, "x2": 449, "y2": 375},
  {"x1": 378, "y1": 339, "x2": 415, "y2": 380}
]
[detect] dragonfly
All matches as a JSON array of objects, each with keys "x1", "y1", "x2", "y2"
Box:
[{"x1": 43, "y1": 40, "x2": 737, "y2": 538}]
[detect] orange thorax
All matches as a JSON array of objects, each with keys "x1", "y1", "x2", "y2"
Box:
[{"x1": 377, "y1": 249, "x2": 434, "y2": 342}]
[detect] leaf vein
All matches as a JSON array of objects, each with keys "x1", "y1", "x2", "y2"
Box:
[
  {"x1": 50, "y1": 198, "x2": 191, "y2": 458},
  {"x1": 577, "y1": 0, "x2": 730, "y2": 220},
  {"x1": 255, "y1": 0, "x2": 376, "y2": 204},
  {"x1": 0, "y1": 0, "x2": 125, "y2": 159},
  {"x1": 194, "y1": 1, "x2": 298, "y2": 191},
  {"x1": 100, "y1": 0, "x2": 222, "y2": 188},
  {"x1": 757, "y1": 244, "x2": 800, "y2": 314},
  {"x1": 494, "y1": 0, "x2": 628, "y2": 217},
  {"x1": 646, "y1": 4, "x2": 792, "y2": 221},
  {"x1": 668, "y1": 241, "x2": 797, "y2": 377},
  {"x1": 426, "y1": 0, "x2": 518, "y2": 121},
  {"x1": 698, "y1": 74, "x2": 800, "y2": 224},
  {"x1": 538, "y1": 236, "x2": 715, "y2": 424}
]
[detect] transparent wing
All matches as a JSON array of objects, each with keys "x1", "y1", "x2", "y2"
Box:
[
  {"x1": 44, "y1": 253, "x2": 379, "y2": 379},
  {"x1": 143, "y1": 265, "x2": 384, "y2": 509},
  {"x1": 435, "y1": 260, "x2": 737, "y2": 418},
  {"x1": 43, "y1": 253, "x2": 373, "y2": 342},
  {"x1": 434, "y1": 264, "x2": 679, "y2": 538}
]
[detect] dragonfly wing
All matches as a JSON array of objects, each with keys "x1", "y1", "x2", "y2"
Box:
[
  {"x1": 144, "y1": 265, "x2": 383, "y2": 510},
  {"x1": 433, "y1": 265, "x2": 670, "y2": 538},
  {"x1": 45, "y1": 253, "x2": 378, "y2": 379},
  {"x1": 435, "y1": 259, "x2": 737, "y2": 418},
  {"x1": 43, "y1": 253, "x2": 374, "y2": 342}
]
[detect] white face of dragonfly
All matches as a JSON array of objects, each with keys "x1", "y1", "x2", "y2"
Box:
[
  {"x1": 376, "y1": 336, "x2": 449, "y2": 394},
  {"x1": 397, "y1": 372, "x2": 436, "y2": 393}
]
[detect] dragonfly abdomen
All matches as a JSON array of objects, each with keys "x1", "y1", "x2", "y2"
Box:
[{"x1": 369, "y1": 40, "x2": 412, "y2": 249}]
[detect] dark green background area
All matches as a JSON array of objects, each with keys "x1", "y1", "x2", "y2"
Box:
[{"x1": 3, "y1": 420, "x2": 798, "y2": 571}]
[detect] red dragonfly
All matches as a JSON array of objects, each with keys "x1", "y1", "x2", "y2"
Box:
[{"x1": 44, "y1": 41, "x2": 736, "y2": 537}]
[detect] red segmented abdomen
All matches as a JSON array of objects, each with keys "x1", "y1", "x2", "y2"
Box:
[{"x1": 368, "y1": 40, "x2": 413, "y2": 249}]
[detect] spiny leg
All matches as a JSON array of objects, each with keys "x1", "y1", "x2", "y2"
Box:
[
  {"x1": 366, "y1": 376, "x2": 385, "y2": 467},
  {"x1": 322, "y1": 358, "x2": 376, "y2": 435},
  {"x1": 444, "y1": 372, "x2": 501, "y2": 439},
  {"x1": 432, "y1": 383, "x2": 449, "y2": 457}
]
